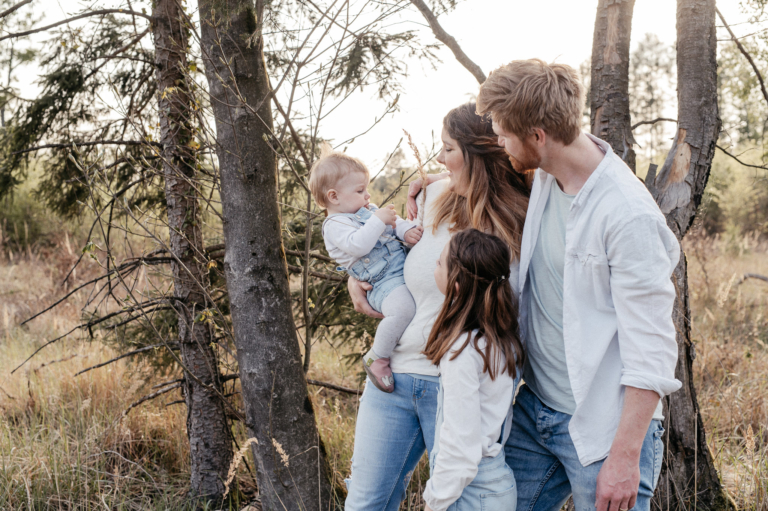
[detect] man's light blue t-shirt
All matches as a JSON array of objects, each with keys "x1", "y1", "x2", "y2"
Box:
[{"x1": 523, "y1": 182, "x2": 577, "y2": 415}]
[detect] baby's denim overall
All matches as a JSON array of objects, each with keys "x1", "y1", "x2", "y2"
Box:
[
  {"x1": 429, "y1": 374, "x2": 518, "y2": 511},
  {"x1": 324, "y1": 206, "x2": 407, "y2": 313}
]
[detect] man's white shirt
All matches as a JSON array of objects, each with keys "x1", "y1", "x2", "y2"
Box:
[{"x1": 518, "y1": 134, "x2": 682, "y2": 466}]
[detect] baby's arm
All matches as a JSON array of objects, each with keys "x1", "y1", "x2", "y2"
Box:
[
  {"x1": 324, "y1": 215, "x2": 386, "y2": 259},
  {"x1": 395, "y1": 217, "x2": 419, "y2": 241}
]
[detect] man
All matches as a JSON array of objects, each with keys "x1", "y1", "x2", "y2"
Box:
[{"x1": 476, "y1": 59, "x2": 682, "y2": 511}]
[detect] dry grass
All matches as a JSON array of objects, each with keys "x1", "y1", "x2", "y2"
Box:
[
  {"x1": 687, "y1": 232, "x2": 768, "y2": 509},
  {"x1": 0, "y1": 241, "x2": 253, "y2": 509},
  {"x1": 1, "y1": 229, "x2": 767, "y2": 509}
]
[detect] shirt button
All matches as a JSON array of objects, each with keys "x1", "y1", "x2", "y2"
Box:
[
  {"x1": 364, "y1": 258, "x2": 370, "y2": 263},
  {"x1": 356, "y1": 215, "x2": 361, "y2": 219}
]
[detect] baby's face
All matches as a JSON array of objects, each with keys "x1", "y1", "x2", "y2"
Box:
[{"x1": 330, "y1": 172, "x2": 370, "y2": 213}]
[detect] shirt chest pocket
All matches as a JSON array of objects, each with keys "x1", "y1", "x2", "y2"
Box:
[{"x1": 569, "y1": 249, "x2": 614, "y2": 312}]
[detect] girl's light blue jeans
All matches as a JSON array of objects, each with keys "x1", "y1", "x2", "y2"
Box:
[
  {"x1": 429, "y1": 376, "x2": 517, "y2": 511},
  {"x1": 344, "y1": 373, "x2": 439, "y2": 511}
]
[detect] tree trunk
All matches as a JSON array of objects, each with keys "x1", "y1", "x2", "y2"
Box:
[
  {"x1": 590, "y1": 0, "x2": 637, "y2": 172},
  {"x1": 196, "y1": 1, "x2": 333, "y2": 509},
  {"x1": 645, "y1": 0, "x2": 734, "y2": 508},
  {"x1": 152, "y1": 0, "x2": 233, "y2": 501}
]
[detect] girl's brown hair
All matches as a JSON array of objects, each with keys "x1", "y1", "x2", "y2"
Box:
[
  {"x1": 424, "y1": 229, "x2": 524, "y2": 380},
  {"x1": 431, "y1": 103, "x2": 530, "y2": 261}
]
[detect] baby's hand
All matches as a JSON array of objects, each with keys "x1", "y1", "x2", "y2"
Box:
[
  {"x1": 374, "y1": 204, "x2": 397, "y2": 227},
  {"x1": 403, "y1": 225, "x2": 423, "y2": 245}
]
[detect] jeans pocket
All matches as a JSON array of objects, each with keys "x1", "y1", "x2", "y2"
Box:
[
  {"x1": 652, "y1": 425, "x2": 665, "y2": 490},
  {"x1": 480, "y1": 484, "x2": 517, "y2": 511}
]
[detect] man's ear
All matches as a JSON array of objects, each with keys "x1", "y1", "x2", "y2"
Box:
[
  {"x1": 326, "y1": 189, "x2": 339, "y2": 205},
  {"x1": 531, "y1": 128, "x2": 547, "y2": 147}
]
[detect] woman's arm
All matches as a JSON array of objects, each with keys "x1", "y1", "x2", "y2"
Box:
[
  {"x1": 406, "y1": 172, "x2": 450, "y2": 221},
  {"x1": 347, "y1": 276, "x2": 384, "y2": 319}
]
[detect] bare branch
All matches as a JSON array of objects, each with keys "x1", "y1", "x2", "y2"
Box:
[
  {"x1": 287, "y1": 264, "x2": 346, "y2": 282},
  {"x1": 631, "y1": 117, "x2": 677, "y2": 131},
  {"x1": 0, "y1": 9, "x2": 154, "y2": 43},
  {"x1": 0, "y1": 0, "x2": 31, "y2": 20},
  {"x1": 717, "y1": 7, "x2": 768, "y2": 108},
  {"x1": 75, "y1": 343, "x2": 180, "y2": 377},
  {"x1": 122, "y1": 382, "x2": 182, "y2": 417},
  {"x1": 409, "y1": 0, "x2": 486, "y2": 84},
  {"x1": 307, "y1": 379, "x2": 362, "y2": 395},
  {"x1": 716, "y1": 144, "x2": 768, "y2": 171},
  {"x1": 12, "y1": 140, "x2": 161, "y2": 155},
  {"x1": 285, "y1": 249, "x2": 333, "y2": 264}
]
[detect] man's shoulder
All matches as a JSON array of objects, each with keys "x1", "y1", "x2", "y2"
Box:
[{"x1": 589, "y1": 155, "x2": 666, "y2": 224}]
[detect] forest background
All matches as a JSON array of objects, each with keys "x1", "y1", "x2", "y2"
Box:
[{"x1": 0, "y1": 0, "x2": 766, "y2": 509}]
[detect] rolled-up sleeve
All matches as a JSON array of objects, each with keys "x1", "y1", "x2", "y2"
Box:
[{"x1": 606, "y1": 213, "x2": 682, "y2": 398}]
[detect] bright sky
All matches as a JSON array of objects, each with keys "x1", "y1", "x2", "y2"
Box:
[{"x1": 38, "y1": 0, "x2": 750, "y2": 168}]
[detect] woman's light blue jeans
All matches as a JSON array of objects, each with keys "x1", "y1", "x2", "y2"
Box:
[
  {"x1": 505, "y1": 385, "x2": 665, "y2": 511},
  {"x1": 344, "y1": 373, "x2": 439, "y2": 511}
]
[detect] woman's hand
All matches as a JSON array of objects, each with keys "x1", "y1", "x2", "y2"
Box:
[
  {"x1": 406, "y1": 179, "x2": 423, "y2": 221},
  {"x1": 347, "y1": 276, "x2": 384, "y2": 319}
]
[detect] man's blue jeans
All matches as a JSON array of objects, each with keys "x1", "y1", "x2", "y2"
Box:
[
  {"x1": 344, "y1": 373, "x2": 439, "y2": 511},
  {"x1": 505, "y1": 385, "x2": 664, "y2": 511}
]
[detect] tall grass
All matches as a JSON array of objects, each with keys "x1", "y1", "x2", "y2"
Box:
[{"x1": 1, "y1": 225, "x2": 766, "y2": 509}]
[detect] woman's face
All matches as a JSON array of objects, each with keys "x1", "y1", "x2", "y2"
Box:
[
  {"x1": 434, "y1": 244, "x2": 450, "y2": 295},
  {"x1": 436, "y1": 127, "x2": 468, "y2": 196}
]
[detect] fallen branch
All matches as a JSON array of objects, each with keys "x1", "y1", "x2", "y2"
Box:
[
  {"x1": 737, "y1": 273, "x2": 768, "y2": 285},
  {"x1": 307, "y1": 378, "x2": 362, "y2": 395},
  {"x1": 33, "y1": 354, "x2": 79, "y2": 374}
]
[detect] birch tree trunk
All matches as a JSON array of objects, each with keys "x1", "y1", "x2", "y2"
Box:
[
  {"x1": 645, "y1": 0, "x2": 734, "y2": 508},
  {"x1": 196, "y1": 1, "x2": 333, "y2": 509},
  {"x1": 590, "y1": 0, "x2": 637, "y2": 172},
  {"x1": 152, "y1": 0, "x2": 233, "y2": 501}
]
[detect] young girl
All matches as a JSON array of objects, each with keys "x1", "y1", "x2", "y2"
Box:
[
  {"x1": 423, "y1": 228, "x2": 524, "y2": 511},
  {"x1": 309, "y1": 146, "x2": 423, "y2": 393}
]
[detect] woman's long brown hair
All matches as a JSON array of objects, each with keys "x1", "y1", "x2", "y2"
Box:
[
  {"x1": 432, "y1": 103, "x2": 530, "y2": 260},
  {"x1": 424, "y1": 229, "x2": 524, "y2": 379}
]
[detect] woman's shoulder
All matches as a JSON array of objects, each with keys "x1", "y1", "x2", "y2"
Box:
[{"x1": 425, "y1": 177, "x2": 450, "y2": 202}]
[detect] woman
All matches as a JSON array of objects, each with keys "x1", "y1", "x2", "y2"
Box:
[{"x1": 344, "y1": 103, "x2": 529, "y2": 511}]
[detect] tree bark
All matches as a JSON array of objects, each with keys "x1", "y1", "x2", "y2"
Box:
[
  {"x1": 196, "y1": 1, "x2": 333, "y2": 509},
  {"x1": 645, "y1": 0, "x2": 734, "y2": 508},
  {"x1": 590, "y1": 0, "x2": 636, "y2": 172},
  {"x1": 152, "y1": 0, "x2": 234, "y2": 501}
]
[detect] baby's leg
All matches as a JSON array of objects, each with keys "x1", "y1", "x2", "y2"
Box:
[{"x1": 372, "y1": 285, "x2": 417, "y2": 359}]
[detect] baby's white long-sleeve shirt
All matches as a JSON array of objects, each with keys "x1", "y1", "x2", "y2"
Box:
[
  {"x1": 423, "y1": 335, "x2": 517, "y2": 511},
  {"x1": 322, "y1": 206, "x2": 416, "y2": 269}
]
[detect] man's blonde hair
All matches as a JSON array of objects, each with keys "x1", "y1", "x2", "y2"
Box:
[
  {"x1": 476, "y1": 59, "x2": 584, "y2": 145},
  {"x1": 308, "y1": 144, "x2": 369, "y2": 208}
]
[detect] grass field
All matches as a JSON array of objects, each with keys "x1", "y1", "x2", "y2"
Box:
[{"x1": 0, "y1": 230, "x2": 766, "y2": 509}]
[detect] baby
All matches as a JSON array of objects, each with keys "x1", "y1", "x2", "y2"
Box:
[{"x1": 309, "y1": 145, "x2": 423, "y2": 393}]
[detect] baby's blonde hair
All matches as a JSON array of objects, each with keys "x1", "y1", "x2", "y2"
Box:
[{"x1": 308, "y1": 143, "x2": 370, "y2": 208}]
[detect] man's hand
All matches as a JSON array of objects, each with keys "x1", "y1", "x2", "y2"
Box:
[
  {"x1": 595, "y1": 387, "x2": 659, "y2": 511},
  {"x1": 595, "y1": 450, "x2": 640, "y2": 511},
  {"x1": 347, "y1": 276, "x2": 384, "y2": 319},
  {"x1": 406, "y1": 172, "x2": 450, "y2": 220},
  {"x1": 374, "y1": 204, "x2": 397, "y2": 228},
  {"x1": 403, "y1": 226, "x2": 424, "y2": 245}
]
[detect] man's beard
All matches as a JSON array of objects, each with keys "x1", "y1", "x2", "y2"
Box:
[{"x1": 507, "y1": 139, "x2": 541, "y2": 174}]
